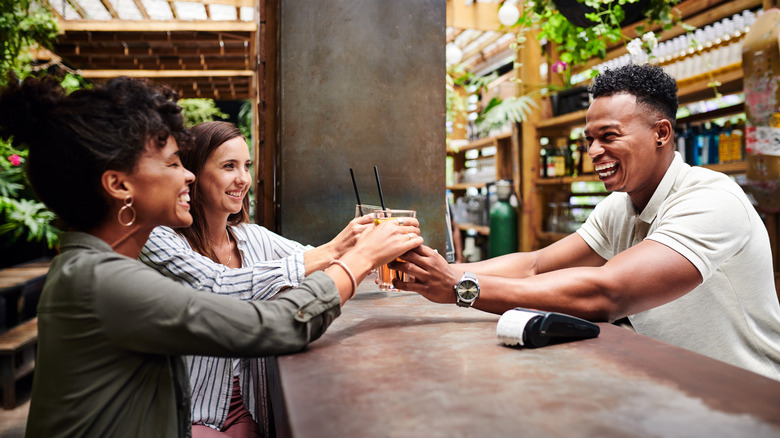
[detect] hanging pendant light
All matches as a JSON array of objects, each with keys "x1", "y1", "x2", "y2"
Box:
[
  {"x1": 498, "y1": 1, "x2": 520, "y2": 27},
  {"x1": 446, "y1": 43, "x2": 463, "y2": 65}
]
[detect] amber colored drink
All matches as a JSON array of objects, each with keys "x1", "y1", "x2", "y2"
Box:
[{"x1": 373, "y1": 209, "x2": 416, "y2": 291}]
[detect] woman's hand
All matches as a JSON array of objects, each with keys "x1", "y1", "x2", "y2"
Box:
[
  {"x1": 327, "y1": 214, "x2": 375, "y2": 258},
  {"x1": 304, "y1": 214, "x2": 374, "y2": 275},
  {"x1": 350, "y1": 217, "x2": 423, "y2": 269}
]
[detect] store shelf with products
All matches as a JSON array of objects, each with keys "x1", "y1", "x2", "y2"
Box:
[
  {"x1": 446, "y1": 131, "x2": 514, "y2": 191},
  {"x1": 447, "y1": 126, "x2": 521, "y2": 260}
]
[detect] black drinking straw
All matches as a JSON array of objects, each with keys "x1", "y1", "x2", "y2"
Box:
[
  {"x1": 374, "y1": 166, "x2": 387, "y2": 210},
  {"x1": 350, "y1": 168, "x2": 363, "y2": 215}
]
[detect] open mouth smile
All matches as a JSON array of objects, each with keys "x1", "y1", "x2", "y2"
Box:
[{"x1": 595, "y1": 162, "x2": 618, "y2": 179}]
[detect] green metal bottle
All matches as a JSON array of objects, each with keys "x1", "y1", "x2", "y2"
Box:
[{"x1": 489, "y1": 181, "x2": 518, "y2": 258}]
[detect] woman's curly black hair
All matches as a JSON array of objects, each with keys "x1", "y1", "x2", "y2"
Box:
[
  {"x1": 589, "y1": 64, "x2": 678, "y2": 128},
  {"x1": 0, "y1": 75, "x2": 191, "y2": 231}
]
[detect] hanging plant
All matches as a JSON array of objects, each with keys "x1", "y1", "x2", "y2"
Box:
[{"x1": 511, "y1": 0, "x2": 687, "y2": 84}]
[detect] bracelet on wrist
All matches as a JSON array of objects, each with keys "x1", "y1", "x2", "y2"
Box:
[{"x1": 328, "y1": 259, "x2": 357, "y2": 299}]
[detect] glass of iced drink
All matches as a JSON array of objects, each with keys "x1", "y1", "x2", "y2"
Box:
[
  {"x1": 372, "y1": 209, "x2": 417, "y2": 291},
  {"x1": 355, "y1": 204, "x2": 383, "y2": 218}
]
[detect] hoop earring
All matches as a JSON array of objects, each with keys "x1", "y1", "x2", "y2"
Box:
[{"x1": 117, "y1": 195, "x2": 136, "y2": 227}]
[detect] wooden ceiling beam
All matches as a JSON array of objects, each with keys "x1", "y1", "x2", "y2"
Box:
[
  {"x1": 64, "y1": 41, "x2": 248, "y2": 50},
  {"x1": 167, "y1": 0, "x2": 179, "y2": 19},
  {"x1": 60, "y1": 50, "x2": 251, "y2": 60},
  {"x1": 57, "y1": 20, "x2": 256, "y2": 32},
  {"x1": 131, "y1": 0, "x2": 151, "y2": 20},
  {"x1": 446, "y1": 0, "x2": 502, "y2": 32},
  {"x1": 78, "y1": 69, "x2": 255, "y2": 78},
  {"x1": 176, "y1": 0, "x2": 254, "y2": 7},
  {"x1": 58, "y1": 33, "x2": 251, "y2": 46},
  {"x1": 64, "y1": 0, "x2": 87, "y2": 18},
  {"x1": 98, "y1": 0, "x2": 118, "y2": 19},
  {"x1": 459, "y1": 32, "x2": 504, "y2": 64}
]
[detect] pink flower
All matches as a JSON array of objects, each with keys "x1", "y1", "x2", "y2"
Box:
[
  {"x1": 8, "y1": 154, "x2": 21, "y2": 166},
  {"x1": 551, "y1": 61, "x2": 568, "y2": 74}
]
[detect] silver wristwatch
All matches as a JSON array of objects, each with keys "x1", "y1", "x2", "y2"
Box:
[{"x1": 454, "y1": 272, "x2": 480, "y2": 308}]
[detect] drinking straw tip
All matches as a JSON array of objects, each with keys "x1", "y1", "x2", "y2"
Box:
[
  {"x1": 350, "y1": 168, "x2": 363, "y2": 215},
  {"x1": 374, "y1": 166, "x2": 387, "y2": 210}
]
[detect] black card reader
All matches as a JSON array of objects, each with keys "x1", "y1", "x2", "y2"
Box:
[{"x1": 496, "y1": 307, "x2": 600, "y2": 348}]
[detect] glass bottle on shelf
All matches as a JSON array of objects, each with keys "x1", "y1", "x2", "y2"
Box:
[
  {"x1": 546, "y1": 202, "x2": 562, "y2": 233},
  {"x1": 718, "y1": 121, "x2": 732, "y2": 163},
  {"x1": 730, "y1": 118, "x2": 745, "y2": 162},
  {"x1": 579, "y1": 138, "x2": 594, "y2": 174}
]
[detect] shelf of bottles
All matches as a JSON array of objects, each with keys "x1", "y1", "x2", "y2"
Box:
[{"x1": 591, "y1": 10, "x2": 758, "y2": 85}]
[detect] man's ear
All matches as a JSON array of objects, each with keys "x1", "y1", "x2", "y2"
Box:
[
  {"x1": 657, "y1": 119, "x2": 673, "y2": 147},
  {"x1": 102, "y1": 170, "x2": 132, "y2": 202}
]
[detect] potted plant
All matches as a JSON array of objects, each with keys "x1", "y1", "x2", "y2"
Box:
[
  {"x1": 501, "y1": 0, "x2": 689, "y2": 115},
  {"x1": 516, "y1": 0, "x2": 683, "y2": 74}
]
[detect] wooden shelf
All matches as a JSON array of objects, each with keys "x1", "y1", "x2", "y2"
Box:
[
  {"x1": 448, "y1": 182, "x2": 488, "y2": 190},
  {"x1": 677, "y1": 103, "x2": 745, "y2": 126},
  {"x1": 702, "y1": 161, "x2": 747, "y2": 174},
  {"x1": 536, "y1": 64, "x2": 745, "y2": 134},
  {"x1": 536, "y1": 173, "x2": 602, "y2": 186},
  {"x1": 536, "y1": 108, "x2": 588, "y2": 134},
  {"x1": 456, "y1": 223, "x2": 490, "y2": 236},
  {"x1": 677, "y1": 63, "x2": 744, "y2": 106},
  {"x1": 532, "y1": 162, "x2": 747, "y2": 188},
  {"x1": 447, "y1": 132, "x2": 512, "y2": 154}
]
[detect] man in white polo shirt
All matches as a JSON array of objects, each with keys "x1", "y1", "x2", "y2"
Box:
[{"x1": 398, "y1": 64, "x2": 780, "y2": 381}]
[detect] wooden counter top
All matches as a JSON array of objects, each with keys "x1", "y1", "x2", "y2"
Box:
[{"x1": 270, "y1": 276, "x2": 780, "y2": 437}]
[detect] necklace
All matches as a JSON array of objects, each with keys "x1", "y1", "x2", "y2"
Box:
[{"x1": 224, "y1": 228, "x2": 232, "y2": 266}]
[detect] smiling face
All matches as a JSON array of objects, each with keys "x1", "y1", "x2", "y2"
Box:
[
  {"x1": 584, "y1": 93, "x2": 673, "y2": 210},
  {"x1": 197, "y1": 136, "x2": 252, "y2": 220},
  {"x1": 125, "y1": 135, "x2": 196, "y2": 230}
]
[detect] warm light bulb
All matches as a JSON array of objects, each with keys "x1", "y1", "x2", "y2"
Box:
[
  {"x1": 446, "y1": 43, "x2": 463, "y2": 65},
  {"x1": 498, "y1": 2, "x2": 520, "y2": 27}
]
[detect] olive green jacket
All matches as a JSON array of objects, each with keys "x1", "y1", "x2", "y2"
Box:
[{"x1": 25, "y1": 232, "x2": 341, "y2": 437}]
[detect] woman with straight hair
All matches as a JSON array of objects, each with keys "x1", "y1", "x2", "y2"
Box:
[{"x1": 141, "y1": 121, "x2": 382, "y2": 437}]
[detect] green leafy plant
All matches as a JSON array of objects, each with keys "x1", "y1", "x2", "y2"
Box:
[
  {"x1": 1, "y1": 0, "x2": 59, "y2": 82},
  {"x1": 238, "y1": 100, "x2": 254, "y2": 142},
  {"x1": 0, "y1": 0, "x2": 63, "y2": 254},
  {"x1": 447, "y1": 65, "x2": 537, "y2": 143},
  {"x1": 0, "y1": 140, "x2": 60, "y2": 249},
  {"x1": 179, "y1": 98, "x2": 229, "y2": 128},
  {"x1": 478, "y1": 95, "x2": 538, "y2": 134},
  {"x1": 513, "y1": 0, "x2": 685, "y2": 85}
]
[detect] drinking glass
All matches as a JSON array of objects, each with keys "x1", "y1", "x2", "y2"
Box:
[
  {"x1": 355, "y1": 204, "x2": 383, "y2": 218},
  {"x1": 356, "y1": 205, "x2": 384, "y2": 275},
  {"x1": 372, "y1": 209, "x2": 417, "y2": 291}
]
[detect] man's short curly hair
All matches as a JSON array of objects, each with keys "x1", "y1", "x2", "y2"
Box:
[{"x1": 589, "y1": 64, "x2": 678, "y2": 128}]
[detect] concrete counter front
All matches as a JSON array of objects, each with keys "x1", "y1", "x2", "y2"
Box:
[{"x1": 270, "y1": 278, "x2": 780, "y2": 437}]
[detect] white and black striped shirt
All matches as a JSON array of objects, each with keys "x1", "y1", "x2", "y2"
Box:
[{"x1": 139, "y1": 224, "x2": 312, "y2": 435}]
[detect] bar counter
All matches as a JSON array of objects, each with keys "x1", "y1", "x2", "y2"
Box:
[{"x1": 270, "y1": 276, "x2": 780, "y2": 437}]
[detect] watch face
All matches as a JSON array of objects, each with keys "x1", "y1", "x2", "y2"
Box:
[{"x1": 457, "y1": 280, "x2": 479, "y2": 301}]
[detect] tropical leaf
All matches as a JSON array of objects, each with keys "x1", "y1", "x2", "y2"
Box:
[{"x1": 477, "y1": 95, "x2": 538, "y2": 132}]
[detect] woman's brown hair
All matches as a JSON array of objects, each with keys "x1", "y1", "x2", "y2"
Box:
[{"x1": 177, "y1": 121, "x2": 250, "y2": 263}]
